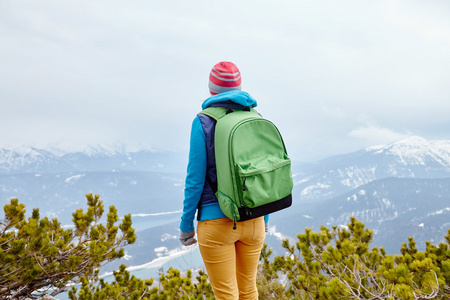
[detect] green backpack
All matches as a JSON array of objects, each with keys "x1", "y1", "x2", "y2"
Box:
[{"x1": 200, "y1": 106, "x2": 293, "y2": 229}]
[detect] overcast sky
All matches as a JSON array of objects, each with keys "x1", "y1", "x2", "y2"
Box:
[{"x1": 1, "y1": 0, "x2": 449, "y2": 162}]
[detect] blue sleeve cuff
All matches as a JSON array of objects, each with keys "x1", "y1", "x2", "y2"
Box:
[{"x1": 180, "y1": 219, "x2": 195, "y2": 233}]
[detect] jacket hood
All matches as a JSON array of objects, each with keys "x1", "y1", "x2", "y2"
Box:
[{"x1": 201, "y1": 90, "x2": 257, "y2": 110}]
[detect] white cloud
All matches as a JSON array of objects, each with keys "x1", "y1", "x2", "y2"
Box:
[{"x1": 348, "y1": 125, "x2": 411, "y2": 145}]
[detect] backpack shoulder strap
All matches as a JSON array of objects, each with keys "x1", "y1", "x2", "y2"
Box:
[
  {"x1": 199, "y1": 106, "x2": 227, "y2": 121},
  {"x1": 200, "y1": 106, "x2": 259, "y2": 121}
]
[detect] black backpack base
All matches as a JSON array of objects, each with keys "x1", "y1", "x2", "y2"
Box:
[{"x1": 237, "y1": 194, "x2": 292, "y2": 223}]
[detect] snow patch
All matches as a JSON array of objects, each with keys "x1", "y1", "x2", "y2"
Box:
[
  {"x1": 267, "y1": 225, "x2": 289, "y2": 241},
  {"x1": 381, "y1": 198, "x2": 392, "y2": 208},
  {"x1": 294, "y1": 177, "x2": 310, "y2": 186},
  {"x1": 161, "y1": 233, "x2": 177, "y2": 242},
  {"x1": 301, "y1": 183, "x2": 330, "y2": 196},
  {"x1": 347, "y1": 194, "x2": 357, "y2": 202},
  {"x1": 65, "y1": 174, "x2": 85, "y2": 183},
  {"x1": 132, "y1": 210, "x2": 182, "y2": 217},
  {"x1": 99, "y1": 246, "x2": 195, "y2": 279},
  {"x1": 122, "y1": 252, "x2": 132, "y2": 260},
  {"x1": 427, "y1": 207, "x2": 450, "y2": 217},
  {"x1": 155, "y1": 247, "x2": 168, "y2": 257}
]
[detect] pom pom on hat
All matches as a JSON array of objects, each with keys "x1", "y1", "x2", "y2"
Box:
[{"x1": 209, "y1": 61, "x2": 242, "y2": 95}]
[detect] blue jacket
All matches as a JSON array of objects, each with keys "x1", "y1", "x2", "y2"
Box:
[{"x1": 180, "y1": 90, "x2": 268, "y2": 233}]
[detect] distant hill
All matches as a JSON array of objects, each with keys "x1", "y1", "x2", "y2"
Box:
[
  {"x1": 0, "y1": 146, "x2": 186, "y2": 225},
  {"x1": 275, "y1": 136, "x2": 450, "y2": 253},
  {"x1": 292, "y1": 136, "x2": 450, "y2": 203},
  {"x1": 0, "y1": 146, "x2": 186, "y2": 174},
  {"x1": 274, "y1": 177, "x2": 450, "y2": 254}
]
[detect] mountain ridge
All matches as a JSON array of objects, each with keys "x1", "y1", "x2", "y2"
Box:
[
  {"x1": 372, "y1": 136, "x2": 450, "y2": 168},
  {"x1": 294, "y1": 136, "x2": 450, "y2": 203},
  {"x1": 0, "y1": 146, "x2": 186, "y2": 174},
  {"x1": 272, "y1": 176, "x2": 450, "y2": 253}
]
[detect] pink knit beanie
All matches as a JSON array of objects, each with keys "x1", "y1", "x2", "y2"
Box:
[{"x1": 208, "y1": 61, "x2": 242, "y2": 95}]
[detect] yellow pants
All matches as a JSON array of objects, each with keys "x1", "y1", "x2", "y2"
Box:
[{"x1": 197, "y1": 217, "x2": 265, "y2": 300}]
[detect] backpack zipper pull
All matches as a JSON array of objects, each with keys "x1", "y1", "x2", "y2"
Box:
[
  {"x1": 245, "y1": 206, "x2": 252, "y2": 217},
  {"x1": 233, "y1": 215, "x2": 237, "y2": 230},
  {"x1": 242, "y1": 177, "x2": 247, "y2": 191}
]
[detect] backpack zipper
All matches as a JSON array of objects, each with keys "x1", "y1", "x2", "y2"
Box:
[
  {"x1": 244, "y1": 204, "x2": 252, "y2": 217},
  {"x1": 229, "y1": 117, "x2": 260, "y2": 208},
  {"x1": 242, "y1": 177, "x2": 253, "y2": 218},
  {"x1": 227, "y1": 115, "x2": 260, "y2": 228}
]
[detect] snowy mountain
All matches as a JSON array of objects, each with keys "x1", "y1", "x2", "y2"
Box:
[
  {"x1": 0, "y1": 146, "x2": 187, "y2": 225},
  {"x1": 0, "y1": 146, "x2": 187, "y2": 174},
  {"x1": 275, "y1": 177, "x2": 450, "y2": 253},
  {"x1": 0, "y1": 147, "x2": 69, "y2": 174},
  {"x1": 272, "y1": 136, "x2": 450, "y2": 254},
  {"x1": 293, "y1": 136, "x2": 450, "y2": 203}
]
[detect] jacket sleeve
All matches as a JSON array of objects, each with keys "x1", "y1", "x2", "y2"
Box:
[{"x1": 180, "y1": 116, "x2": 207, "y2": 233}]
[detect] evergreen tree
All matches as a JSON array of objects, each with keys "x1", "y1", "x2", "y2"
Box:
[
  {"x1": 259, "y1": 216, "x2": 450, "y2": 299},
  {"x1": 0, "y1": 194, "x2": 136, "y2": 299},
  {"x1": 69, "y1": 264, "x2": 214, "y2": 300}
]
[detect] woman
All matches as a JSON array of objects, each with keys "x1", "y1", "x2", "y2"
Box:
[{"x1": 179, "y1": 61, "x2": 268, "y2": 300}]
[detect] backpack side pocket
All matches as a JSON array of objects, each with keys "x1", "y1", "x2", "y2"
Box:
[{"x1": 217, "y1": 191, "x2": 240, "y2": 223}]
